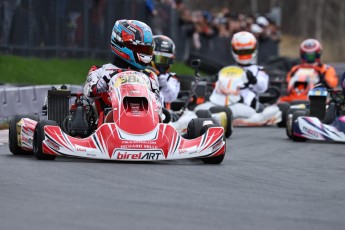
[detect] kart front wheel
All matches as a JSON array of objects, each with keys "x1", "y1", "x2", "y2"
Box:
[
  {"x1": 186, "y1": 118, "x2": 225, "y2": 164},
  {"x1": 209, "y1": 106, "x2": 233, "y2": 138},
  {"x1": 291, "y1": 110, "x2": 308, "y2": 142},
  {"x1": 9, "y1": 114, "x2": 39, "y2": 155},
  {"x1": 33, "y1": 120, "x2": 58, "y2": 160}
]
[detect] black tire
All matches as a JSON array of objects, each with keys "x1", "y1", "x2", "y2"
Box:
[
  {"x1": 186, "y1": 120, "x2": 225, "y2": 164},
  {"x1": 195, "y1": 110, "x2": 212, "y2": 118},
  {"x1": 200, "y1": 124, "x2": 225, "y2": 164},
  {"x1": 209, "y1": 106, "x2": 233, "y2": 138},
  {"x1": 33, "y1": 120, "x2": 58, "y2": 160},
  {"x1": 9, "y1": 114, "x2": 39, "y2": 155},
  {"x1": 291, "y1": 110, "x2": 308, "y2": 142},
  {"x1": 285, "y1": 107, "x2": 308, "y2": 138},
  {"x1": 187, "y1": 118, "x2": 213, "y2": 139},
  {"x1": 161, "y1": 108, "x2": 171, "y2": 123},
  {"x1": 276, "y1": 102, "x2": 290, "y2": 127}
]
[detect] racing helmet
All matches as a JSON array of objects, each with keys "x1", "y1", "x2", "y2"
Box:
[
  {"x1": 300, "y1": 39, "x2": 322, "y2": 64},
  {"x1": 111, "y1": 20, "x2": 154, "y2": 70},
  {"x1": 231, "y1": 31, "x2": 257, "y2": 65},
  {"x1": 288, "y1": 69, "x2": 314, "y2": 96},
  {"x1": 151, "y1": 35, "x2": 176, "y2": 73}
]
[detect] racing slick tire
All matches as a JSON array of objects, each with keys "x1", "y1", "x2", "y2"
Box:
[
  {"x1": 186, "y1": 119, "x2": 225, "y2": 164},
  {"x1": 195, "y1": 110, "x2": 212, "y2": 118},
  {"x1": 286, "y1": 108, "x2": 309, "y2": 139},
  {"x1": 209, "y1": 106, "x2": 233, "y2": 138},
  {"x1": 9, "y1": 114, "x2": 40, "y2": 155},
  {"x1": 162, "y1": 108, "x2": 171, "y2": 123},
  {"x1": 290, "y1": 110, "x2": 308, "y2": 142},
  {"x1": 276, "y1": 102, "x2": 290, "y2": 127},
  {"x1": 186, "y1": 118, "x2": 216, "y2": 140},
  {"x1": 33, "y1": 120, "x2": 58, "y2": 160}
]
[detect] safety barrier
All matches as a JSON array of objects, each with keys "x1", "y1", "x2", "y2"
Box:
[{"x1": 0, "y1": 85, "x2": 83, "y2": 120}]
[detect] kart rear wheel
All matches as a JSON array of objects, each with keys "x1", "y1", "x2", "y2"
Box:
[
  {"x1": 195, "y1": 110, "x2": 212, "y2": 118},
  {"x1": 276, "y1": 102, "x2": 290, "y2": 127},
  {"x1": 291, "y1": 110, "x2": 308, "y2": 142},
  {"x1": 9, "y1": 114, "x2": 39, "y2": 155},
  {"x1": 209, "y1": 106, "x2": 233, "y2": 138},
  {"x1": 33, "y1": 120, "x2": 58, "y2": 160}
]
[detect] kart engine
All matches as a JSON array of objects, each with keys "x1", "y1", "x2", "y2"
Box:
[{"x1": 63, "y1": 93, "x2": 97, "y2": 137}]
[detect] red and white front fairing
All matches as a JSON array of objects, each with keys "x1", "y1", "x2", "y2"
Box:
[
  {"x1": 109, "y1": 71, "x2": 160, "y2": 134},
  {"x1": 41, "y1": 124, "x2": 225, "y2": 161}
]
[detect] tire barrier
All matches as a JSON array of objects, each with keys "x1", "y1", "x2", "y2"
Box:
[{"x1": 0, "y1": 85, "x2": 83, "y2": 121}]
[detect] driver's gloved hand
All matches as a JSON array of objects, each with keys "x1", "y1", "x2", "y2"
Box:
[
  {"x1": 246, "y1": 70, "x2": 257, "y2": 85},
  {"x1": 318, "y1": 72, "x2": 331, "y2": 89},
  {"x1": 96, "y1": 78, "x2": 108, "y2": 93}
]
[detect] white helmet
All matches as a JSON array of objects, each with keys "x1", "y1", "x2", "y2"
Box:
[{"x1": 231, "y1": 31, "x2": 257, "y2": 65}]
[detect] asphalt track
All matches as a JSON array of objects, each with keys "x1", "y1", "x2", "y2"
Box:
[{"x1": 0, "y1": 127, "x2": 344, "y2": 230}]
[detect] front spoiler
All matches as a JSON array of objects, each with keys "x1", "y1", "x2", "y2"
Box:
[
  {"x1": 42, "y1": 123, "x2": 226, "y2": 161},
  {"x1": 293, "y1": 116, "x2": 345, "y2": 142}
]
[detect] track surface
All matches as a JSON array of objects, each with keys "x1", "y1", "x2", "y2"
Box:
[{"x1": 1, "y1": 127, "x2": 345, "y2": 230}]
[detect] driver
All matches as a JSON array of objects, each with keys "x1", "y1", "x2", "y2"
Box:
[
  {"x1": 195, "y1": 31, "x2": 281, "y2": 126},
  {"x1": 229, "y1": 31, "x2": 269, "y2": 111},
  {"x1": 285, "y1": 38, "x2": 338, "y2": 89},
  {"x1": 83, "y1": 19, "x2": 161, "y2": 118},
  {"x1": 146, "y1": 35, "x2": 180, "y2": 108}
]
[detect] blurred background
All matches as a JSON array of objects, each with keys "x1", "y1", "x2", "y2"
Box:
[{"x1": 0, "y1": 0, "x2": 344, "y2": 74}]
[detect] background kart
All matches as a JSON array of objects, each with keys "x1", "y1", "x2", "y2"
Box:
[
  {"x1": 193, "y1": 65, "x2": 283, "y2": 127},
  {"x1": 287, "y1": 87, "x2": 345, "y2": 142},
  {"x1": 9, "y1": 71, "x2": 226, "y2": 164},
  {"x1": 168, "y1": 59, "x2": 233, "y2": 138}
]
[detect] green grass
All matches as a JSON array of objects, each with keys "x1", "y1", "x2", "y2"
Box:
[{"x1": 0, "y1": 55, "x2": 196, "y2": 85}]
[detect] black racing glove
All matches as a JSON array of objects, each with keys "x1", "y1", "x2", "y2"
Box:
[
  {"x1": 246, "y1": 70, "x2": 257, "y2": 85},
  {"x1": 318, "y1": 72, "x2": 331, "y2": 89}
]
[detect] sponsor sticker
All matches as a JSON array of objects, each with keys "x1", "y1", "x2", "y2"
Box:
[
  {"x1": 113, "y1": 149, "x2": 163, "y2": 160},
  {"x1": 302, "y1": 126, "x2": 319, "y2": 138}
]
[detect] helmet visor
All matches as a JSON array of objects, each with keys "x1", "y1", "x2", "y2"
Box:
[
  {"x1": 153, "y1": 54, "x2": 174, "y2": 65},
  {"x1": 125, "y1": 41, "x2": 154, "y2": 55},
  {"x1": 302, "y1": 52, "x2": 318, "y2": 63},
  {"x1": 232, "y1": 47, "x2": 256, "y2": 56}
]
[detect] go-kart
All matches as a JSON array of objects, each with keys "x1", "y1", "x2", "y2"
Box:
[
  {"x1": 194, "y1": 65, "x2": 283, "y2": 127},
  {"x1": 9, "y1": 71, "x2": 226, "y2": 164},
  {"x1": 169, "y1": 60, "x2": 233, "y2": 138},
  {"x1": 287, "y1": 86, "x2": 345, "y2": 142},
  {"x1": 277, "y1": 66, "x2": 321, "y2": 127}
]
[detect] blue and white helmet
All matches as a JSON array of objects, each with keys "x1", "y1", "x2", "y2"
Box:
[{"x1": 111, "y1": 20, "x2": 154, "y2": 70}]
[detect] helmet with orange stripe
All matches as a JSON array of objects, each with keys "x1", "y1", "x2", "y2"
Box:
[{"x1": 231, "y1": 31, "x2": 257, "y2": 65}]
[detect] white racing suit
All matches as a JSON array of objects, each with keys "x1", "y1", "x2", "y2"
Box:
[
  {"x1": 155, "y1": 72, "x2": 180, "y2": 105},
  {"x1": 84, "y1": 63, "x2": 161, "y2": 113},
  {"x1": 195, "y1": 64, "x2": 281, "y2": 126}
]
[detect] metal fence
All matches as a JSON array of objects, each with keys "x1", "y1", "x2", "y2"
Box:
[{"x1": 0, "y1": 0, "x2": 278, "y2": 70}]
